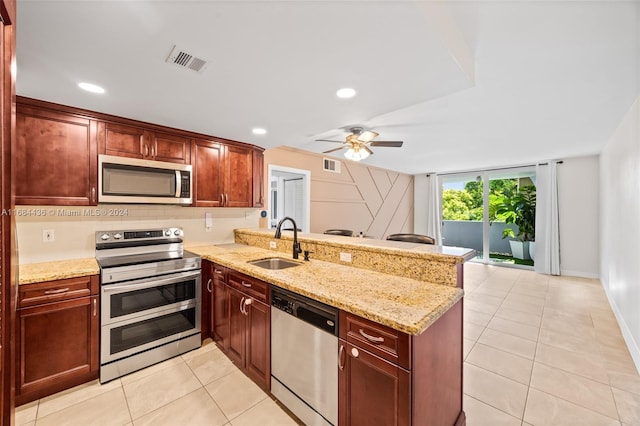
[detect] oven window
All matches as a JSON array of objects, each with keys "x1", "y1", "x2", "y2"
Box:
[
  {"x1": 110, "y1": 279, "x2": 196, "y2": 318},
  {"x1": 110, "y1": 308, "x2": 196, "y2": 355}
]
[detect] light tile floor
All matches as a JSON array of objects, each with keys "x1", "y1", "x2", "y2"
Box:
[{"x1": 16, "y1": 263, "x2": 640, "y2": 425}]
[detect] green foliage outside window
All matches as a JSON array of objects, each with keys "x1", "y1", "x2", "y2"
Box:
[{"x1": 442, "y1": 179, "x2": 520, "y2": 221}]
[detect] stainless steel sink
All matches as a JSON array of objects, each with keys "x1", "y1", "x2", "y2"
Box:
[{"x1": 248, "y1": 257, "x2": 302, "y2": 270}]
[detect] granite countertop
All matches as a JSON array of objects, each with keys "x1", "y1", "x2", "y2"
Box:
[
  {"x1": 187, "y1": 244, "x2": 463, "y2": 335},
  {"x1": 19, "y1": 258, "x2": 100, "y2": 285},
  {"x1": 235, "y1": 228, "x2": 476, "y2": 263}
]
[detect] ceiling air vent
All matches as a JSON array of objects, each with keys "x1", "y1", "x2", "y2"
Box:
[
  {"x1": 165, "y1": 45, "x2": 208, "y2": 73},
  {"x1": 323, "y1": 158, "x2": 341, "y2": 173}
]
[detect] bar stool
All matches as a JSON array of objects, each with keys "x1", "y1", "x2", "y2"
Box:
[
  {"x1": 323, "y1": 229, "x2": 353, "y2": 237},
  {"x1": 386, "y1": 233, "x2": 435, "y2": 245}
]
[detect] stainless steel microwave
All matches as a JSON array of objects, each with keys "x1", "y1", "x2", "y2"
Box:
[{"x1": 98, "y1": 155, "x2": 192, "y2": 205}]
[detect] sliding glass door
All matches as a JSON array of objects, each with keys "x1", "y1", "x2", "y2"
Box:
[{"x1": 441, "y1": 167, "x2": 536, "y2": 268}]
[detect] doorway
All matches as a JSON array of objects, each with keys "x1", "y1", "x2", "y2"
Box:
[
  {"x1": 268, "y1": 165, "x2": 311, "y2": 233},
  {"x1": 441, "y1": 167, "x2": 536, "y2": 268}
]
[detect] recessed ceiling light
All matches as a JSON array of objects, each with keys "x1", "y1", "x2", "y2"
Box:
[
  {"x1": 252, "y1": 128, "x2": 267, "y2": 135},
  {"x1": 78, "y1": 82, "x2": 105, "y2": 94},
  {"x1": 336, "y1": 88, "x2": 356, "y2": 99}
]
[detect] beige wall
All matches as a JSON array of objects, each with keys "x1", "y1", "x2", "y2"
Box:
[
  {"x1": 16, "y1": 205, "x2": 260, "y2": 263},
  {"x1": 264, "y1": 147, "x2": 414, "y2": 239}
]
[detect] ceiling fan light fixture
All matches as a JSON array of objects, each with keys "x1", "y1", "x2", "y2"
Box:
[
  {"x1": 336, "y1": 87, "x2": 356, "y2": 99},
  {"x1": 344, "y1": 146, "x2": 369, "y2": 161}
]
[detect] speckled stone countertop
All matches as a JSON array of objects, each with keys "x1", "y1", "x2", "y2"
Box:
[
  {"x1": 235, "y1": 228, "x2": 476, "y2": 263},
  {"x1": 19, "y1": 258, "x2": 100, "y2": 285},
  {"x1": 186, "y1": 244, "x2": 463, "y2": 335}
]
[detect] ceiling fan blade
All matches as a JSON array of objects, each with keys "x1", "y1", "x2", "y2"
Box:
[
  {"x1": 356, "y1": 130, "x2": 379, "y2": 143},
  {"x1": 369, "y1": 141, "x2": 403, "y2": 147},
  {"x1": 316, "y1": 139, "x2": 346, "y2": 143},
  {"x1": 363, "y1": 145, "x2": 374, "y2": 155},
  {"x1": 323, "y1": 146, "x2": 347, "y2": 154}
]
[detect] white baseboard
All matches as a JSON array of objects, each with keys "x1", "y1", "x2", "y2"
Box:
[
  {"x1": 602, "y1": 283, "x2": 640, "y2": 374},
  {"x1": 560, "y1": 269, "x2": 600, "y2": 279}
]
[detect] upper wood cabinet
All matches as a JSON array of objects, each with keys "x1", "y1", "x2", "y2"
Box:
[
  {"x1": 16, "y1": 103, "x2": 98, "y2": 206},
  {"x1": 192, "y1": 140, "x2": 255, "y2": 208},
  {"x1": 98, "y1": 122, "x2": 191, "y2": 164},
  {"x1": 253, "y1": 150, "x2": 265, "y2": 208}
]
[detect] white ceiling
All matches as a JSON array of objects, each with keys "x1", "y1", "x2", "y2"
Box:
[{"x1": 16, "y1": 1, "x2": 640, "y2": 174}]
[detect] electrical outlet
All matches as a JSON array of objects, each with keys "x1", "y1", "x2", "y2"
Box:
[
  {"x1": 340, "y1": 252, "x2": 352, "y2": 262},
  {"x1": 43, "y1": 229, "x2": 55, "y2": 243},
  {"x1": 270, "y1": 241, "x2": 277, "y2": 249}
]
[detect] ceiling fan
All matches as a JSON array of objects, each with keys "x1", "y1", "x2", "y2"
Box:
[{"x1": 316, "y1": 127, "x2": 403, "y2": 161}]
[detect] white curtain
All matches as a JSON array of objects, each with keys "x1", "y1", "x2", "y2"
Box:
[
  {"x1": 425, "y1": 174, "x2": 443, "y2": 245},
  {"x1": 535, "y1": 162, "x2": 561, "y2": 275}
]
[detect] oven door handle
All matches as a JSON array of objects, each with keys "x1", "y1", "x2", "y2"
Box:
[{"x1": 102, "y1": 270, "x2": 201, "y2": 293}]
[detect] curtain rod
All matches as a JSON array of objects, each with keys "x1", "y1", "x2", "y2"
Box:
[{"x1": 427, "y1": 160, "x2": 563, "y2": 177}]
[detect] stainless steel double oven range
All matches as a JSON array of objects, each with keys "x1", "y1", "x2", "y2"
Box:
[{"x1": 95, "y1": 227, "x2": 201, "y2": 383}]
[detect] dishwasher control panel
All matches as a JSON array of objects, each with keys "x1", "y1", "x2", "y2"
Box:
[
  {"x1": 272, "y1": 293, "x2": 295, "y2": 314},
  {"x1": 271, "y1": 287, "x2": 339, "y2": 336}
]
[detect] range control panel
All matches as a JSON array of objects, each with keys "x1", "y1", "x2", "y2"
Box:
[{"x1": 95, "y1": 227, "x2": 183, "y2": 244}]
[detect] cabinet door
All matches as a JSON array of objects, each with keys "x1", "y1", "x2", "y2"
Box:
[
  {"x1": 192, "y1": 139, "x2": 224, "y2": 207},
  {"x1": 151, "y1": 131, "x2": 191, "y2": 164},
  {"x1": 227, "y1": 287, "x2": 246, "y2": 367},
  {"x1": 16, "y1": 105, "x2": 98, "y2": 205},
  {"x1": 212, "y1": 266, "x2": 229, "y2": 349},
  {"x1": 201, "y1": 261, "x2": 212, "y2": 340},
  {"x1": 100, "y1": 122, "x2": 146, "y2": 159},
  {"x1": 338, "y1": 341, "x2": 411, "y2": 426},
  {"x1": 16, "y1": 295, "x2": 99, "y2": 404},
  {"x1": 245, "y1": 299, "x2": 270, "y2": 390},
  {"x1": 253, "y1": 150, "x2": 264, "y2": 208},
  {"x1": 224, "y1": 145, "x2": 253, "y2": 207}
]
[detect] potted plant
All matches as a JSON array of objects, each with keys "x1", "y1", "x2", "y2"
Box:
[{"x1": 494, "y1": 185, "x2": 536, "y2": 260}]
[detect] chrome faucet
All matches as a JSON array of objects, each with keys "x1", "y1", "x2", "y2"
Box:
[{"x1": 274, "y1": 217, "x2": 302, "y2": 259}]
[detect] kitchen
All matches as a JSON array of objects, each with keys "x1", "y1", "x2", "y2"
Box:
[{"x1": 1, "y1": 1, "x2": 640, "y2": 425}]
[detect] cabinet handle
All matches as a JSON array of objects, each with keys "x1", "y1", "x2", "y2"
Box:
[
  {"x1": 144, "y1": 144, "x2": 149, "y2": 157},
  {"x1": 241, "y1": 280, "x2": 252, "y2": 288},
  {"x1": 93, "y1": 298, "x2": 97, "y2": 316},
  {"x1": 220, "y1": 194, "x2": 224, "y2": 205},
  {"x1": 359, "y1": 328, "x2": 385, "y2": 344},
  {"x1": 240, "y1": 296, "x2": 246, "y2": 315},
  {"x1": 243, "y1": 298, "x2": 252, "y2": 315},
  {"x1": 339, "y1": 345, "x2": 345, "y2": 371},
  {"x1": 206, "y1": 278, "x2": 212, "y2": 293},
  {"x1": 44, "y1": 287, "x2": 70, "y2": 295},
  {"x1": 214, "y1": 269, "x2": 223, "y2": 275},
  {"x1": 226, "y1": 193, "x2": 229, "y2": 206},
  {"x1": 151, "y1": 145, "x2": 156, "y2": 158},
  {"x1": 91, "y1": 186, "x2": 96, "y2": 203}
]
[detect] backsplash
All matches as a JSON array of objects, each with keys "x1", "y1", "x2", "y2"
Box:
[{"x1": 15, "y1": 205, "x2": 261, "y2": 263}]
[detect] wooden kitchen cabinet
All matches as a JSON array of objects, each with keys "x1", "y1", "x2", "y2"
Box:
[
  {"x1": 16, "y1": 275, "x2": 100, "y2": 405},
  {"x1": 211, "y1": 263, "x2": 229, "y2": 349},
  {"x1": 338, "y1": 302, "x2": 465, "y2": 426},
  {"x1": 216, "y1": 269, "x2": 270, "y2": 390},
  {"x1": 191, "y1": 139, "x2": 254, "y2": 207},
  {"x1": 253, "y1": 150, "x2": 265, "y2": 208},
  {"x1": 201, "y1": 260, "x2": 212, "y2": 340},
  {"x1": 16, "y1": 101, "x2": 98, "y2": 205},
  {"x1": 98, "y1": 121, "x2": 191, "y2": 164}
]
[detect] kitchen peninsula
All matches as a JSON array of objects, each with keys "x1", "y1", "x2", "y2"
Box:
[{"x1": 188, "y1": 228, "x2": 474, "y2": 426}]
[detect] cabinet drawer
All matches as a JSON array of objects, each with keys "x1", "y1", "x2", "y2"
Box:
[
  {"x1": 227, "y1": 271, "x2": 268, "y2": 303},
  {"x1": 19, "y1": 275, "x2": 99, "y2": 308},
  {"x1": 212, "y1": 264, "x2": 227, "y2": 284},
  {"x1": 340, "y1": 311, "x2": 411, "y2": 369}
]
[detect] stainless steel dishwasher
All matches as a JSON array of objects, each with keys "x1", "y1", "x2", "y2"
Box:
[{"x1": 271, "y1": 287, "x2": 338, "y2": 426}]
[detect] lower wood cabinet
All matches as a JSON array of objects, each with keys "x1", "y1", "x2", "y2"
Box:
[
  {"x1": 16, "y1": 275, "x2": 99, "y2": 405},
  {"x1": 339, "y1": 301, "x2": 464, "y2": 426},
  {"x1": 208, "y1": 265, "x2": 270, "y2": 391}
]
